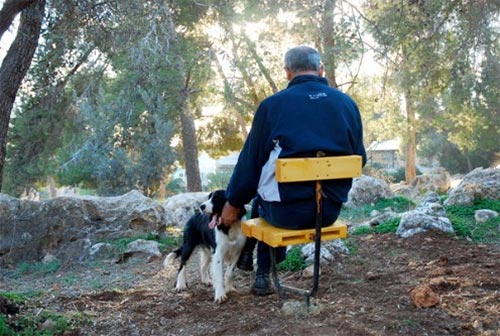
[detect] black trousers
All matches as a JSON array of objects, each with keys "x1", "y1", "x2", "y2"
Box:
[{"x1": 242, "y1": 196, "x2": 342, "y2": 275}]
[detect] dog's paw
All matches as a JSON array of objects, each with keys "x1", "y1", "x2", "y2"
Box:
[
  {"x1": 175, "y1": 283, "x2": 188, "y2": 292},
  {"x1": 214, "y1": 292, "x2": 227, "y2": 304}
]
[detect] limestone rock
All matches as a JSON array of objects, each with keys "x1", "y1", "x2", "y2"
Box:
[
  {"x1": 396, "y1": 211, "x2": 454, "y2": 238},
  {"x1": 391, "y1": 184, "x2": 418, "y2": 201},
  {"x1": 345, "y1": 175, "x2": 394, "y2": 207},
  {"x1": 411, "y1": 167, "x2": 451, "y2": 194},
  {"x1": 365, "y1": 212, "x2": 400, "y2": 227},
  {"x1": 89, "y1": 243, "x2": 121, "y2": 263},
  {"x1": 301, "y1": 244, "x2": 332, "y2": 264},
  {"x1": 474, "y1": 209, "x2": 499, "y2": 223},
  {"x1": 445, "y1": 168, "x2": 500, "y2": 206},
  {"x1": 0, "y1": 190, "x2": 166, "y2": 266},
  {"x1": 124, "y1": 239, "x2": 162, "y2": 257},
  {"x1": 163, "y1": 192, "x2": 208, "y2": 227},
  {"x1": 301, "y1": 239, "x2": 350, "y2": 264}
]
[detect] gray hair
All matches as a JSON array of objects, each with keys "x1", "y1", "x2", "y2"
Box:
[{"x1": 284, "y1": 46, "x2": 322, "y2": 73}]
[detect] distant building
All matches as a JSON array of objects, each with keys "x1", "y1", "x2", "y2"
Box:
[
  {"x1": 215, "y1": 152, "x2": 239, "y2": 172},
  {"x1": 367, "y1": 139, "x2": 402, "y2": 169},
  {"x1": 172, "y1": 152, "x2": 239, "y2": 186}
]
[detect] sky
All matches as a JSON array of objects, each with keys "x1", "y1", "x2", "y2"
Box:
[{"x1": 0, "y1": 0, "x2": 19, "y2": 64}]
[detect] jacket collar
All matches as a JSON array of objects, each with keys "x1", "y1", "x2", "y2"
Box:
[{"x1": 287, "y1": 75, "x2": 329, "y2": 88}]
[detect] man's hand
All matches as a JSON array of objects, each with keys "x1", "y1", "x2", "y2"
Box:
[{"x1": 220, "y1": 202, "x2": 241, "y2": 227}]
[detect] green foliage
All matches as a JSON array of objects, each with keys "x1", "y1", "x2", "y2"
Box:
[
  {"x1": 0, "y1": 292, "x2": 28, "y2": 304},
  {"x1": 4, "y1": 1, "x2": 214, "y2": 197},
  {"x1": 166, "y1": 177, "x2": 187, "y2": 196},
  {"x1": 109, "y1": 234, "x2": 180, "y2": 254},
  {"x1": 418, "y1": 128, "x2": 495, "y2": 174},
  {"x1": 277, "y1": 247, "x2": 307, "y2": 272},
  {"x1": 349, "y1": 75, "x2": 405, "y2": 147},
  {"x1": 197, "y1": 114, "x2": 245, "y2": 157},
  {"x1": 351, "y1": 225, "x2": 374, "y2": 236},
  {"x1": 13, "y1": 260, "x2": 61, "y2": 279},
  {"x1": 363, "y1": 0, "x2": 499, "y2": 185},
  {"x1": 445, "y1": 199, "x2": 500, "y2": 243},
  {"x1": 342, "y1": 237, "x2": 359, "y2": 255},
  {"x1": 203, "y1": 171, "x2": 232, "y2": 191},
  {"x1": 341, "y1": 196, "x2": 412, "y2": 237},
  {"x1": 3, "y1": 0, "x2": 498, "y2": 199},
  {"x1": 0, "y1": 292, "x2": 85, "y2": 336},
  {"x1": 340, "y1": 196, "x2": 415, "y2": 222},
  {"x1": 0, "y1": 314, "x2": 12, "y2": 336},
  {"x1": 5, "y1": 311, "x2": 82, "y2": 336},
  {"x1": 352, "y1": 217, "x2": 401, "y2": 235},
  {"x1": 363, "y1": 163, "x2": 422, "y2": 184}
]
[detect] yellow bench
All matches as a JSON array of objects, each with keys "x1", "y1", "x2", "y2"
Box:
[
  {"x1": 241, "y1": 154, "x2": 362, "y2": 304},
  {"x1": 241, "y1": 217, "x2": 347, "y2": 248}
]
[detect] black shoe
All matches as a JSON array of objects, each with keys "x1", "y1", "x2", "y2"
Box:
[
  {"x1": 251, "y1": 274, "x2": 274, "y2": 296},
  {"x1": 237, "y1": 250, "x2": 254, "y2": 271}
]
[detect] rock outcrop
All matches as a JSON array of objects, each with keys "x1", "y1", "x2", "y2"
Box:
[
  {"x1": 411, "y1": 167, "x2": 451, "y2": 193},
  {"x1": 396, "y1": 192, "x2": 454, "y2": 238},
  {"x1": 346, "y1": 175, "x2": 394, "y2": 207},
  {"x1": 445, "y1": 168, "x2": 500, "y2": 206},
  {"x1": 163, "y1": 192, "x2": 208, "y2": 227},
  {"x1": 0, "y1": 190, "x2": 166, "y2": 265}
]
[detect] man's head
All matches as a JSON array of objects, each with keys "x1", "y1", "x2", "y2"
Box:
[{"x1": 284, "y1": 46, "x2": 323, "y2": 80}]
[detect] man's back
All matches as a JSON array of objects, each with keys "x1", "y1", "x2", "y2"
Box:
[
  {"x1": 251, "y1": 74, "x2": 366, "y2": 205},
  {"x1": 261, "y1": 75, "x2": 364, "y2": 161}
]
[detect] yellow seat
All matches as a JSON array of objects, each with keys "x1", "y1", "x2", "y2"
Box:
[
  {"x1": 242, "y1": 154, "x2": 362, "y2": 305},
  {"x1": 242, "y1": 217, "x2": 347, "y2": 248}
]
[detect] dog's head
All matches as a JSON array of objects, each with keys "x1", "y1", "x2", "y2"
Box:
[{"x1": 200, "y1": 189, "x2": 246, "y2": 229}]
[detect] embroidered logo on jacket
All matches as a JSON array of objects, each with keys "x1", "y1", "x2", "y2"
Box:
[{"x1": 309, "y1": 92, "x2": 327, "y2": 100}]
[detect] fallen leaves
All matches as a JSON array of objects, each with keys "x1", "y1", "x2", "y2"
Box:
[{"x1": 409, "y1": 285, "x2": 439, "y2": 308}]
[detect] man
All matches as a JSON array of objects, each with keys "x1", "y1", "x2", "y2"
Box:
[{"x1": 220, "y1": 46, "x2": 367, "y2": 295}]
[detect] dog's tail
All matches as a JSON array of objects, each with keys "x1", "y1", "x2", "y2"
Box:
[{"x1": 163, "y1": 247, "x2": 182, "y2": 268}]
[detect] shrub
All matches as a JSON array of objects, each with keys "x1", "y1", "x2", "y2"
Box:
[
  {"x1": 278, "y1": 247, "x2": 307, "y2": 272},
  {"x1": 110, "y1": 233, "x2": 180, "y2": 254},
  {"x1": 445, "y1": 199, "x2": 500, "y2": 243},
  {"x1": 352, "y1": 217, "x2": 401, "y2": 235},
  {"x1": 203, "y1": 171, "x2": 232, "y2": 191},
  {"x1": 343, "y1": 237, "x2": 360, "y2": 255},
  {"x1": 340, "y1": 196, "x2": 415, "y2": 222},
  {"x1": 13, "y1": 260, "x2": 61, "y2": 278}
]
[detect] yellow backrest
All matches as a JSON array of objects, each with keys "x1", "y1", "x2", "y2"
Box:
[{"x1": 275, "y1": 155, "x2": 363, "y2": 183}]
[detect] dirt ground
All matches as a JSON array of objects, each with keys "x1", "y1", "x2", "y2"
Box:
[{"x1": 1, "y1": 231, "x2": 500, "y2": 336}]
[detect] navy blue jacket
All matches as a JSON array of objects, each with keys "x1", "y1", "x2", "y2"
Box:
[{"x1": 226, "y1": 75, "x2": 366, "y2": 207}]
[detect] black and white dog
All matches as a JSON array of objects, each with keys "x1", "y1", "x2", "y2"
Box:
[{"x1": 163, "y1": 190, "x2": 247, "y2": 303}]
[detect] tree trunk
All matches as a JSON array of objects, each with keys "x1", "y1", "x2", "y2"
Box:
[
  {"x1": 161, "y1": 4, "x2": 202, "y2": 193},
  {"x1": 404, "y1": 92, "x2": 417, "y2": 183},
  {"x1": 180, "y1": 108, "x2": 202, "y2": 192},
  {"x1": 0, "y1": 0, "x2": 37, "y2": 39},
  {"x1": 465, "y1": 151, "x2": 473, "y2": 172},
  {"x1": 48, "y1": 176, "x2": 57, "y2": 198},
  {"x1": 0, "y1": 0, "x2": 44, "y2": 190},
  {"x1": 320, "y1": 0, "x2": 338, "y2": 88},
  {"x1": 157, "y1": 166, "x2": 170, "y2": 200}
]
